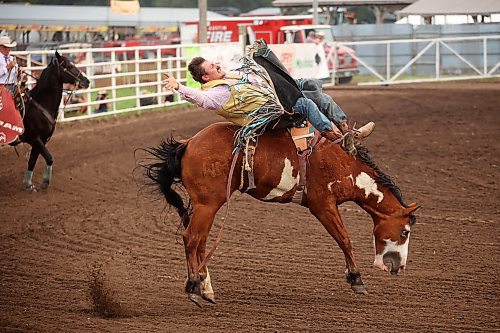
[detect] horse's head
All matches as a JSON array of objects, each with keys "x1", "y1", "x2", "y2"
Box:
[
  {"x1": 54, "y1": 51, "x2": 90, "y2": 89},
  {"x1": 372, "y1": 202, "x2": 420, "y2": 275}
]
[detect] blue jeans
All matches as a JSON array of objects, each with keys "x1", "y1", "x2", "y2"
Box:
[{"x1": 293, "y1": 97, "x2": 333, "y2": 132}]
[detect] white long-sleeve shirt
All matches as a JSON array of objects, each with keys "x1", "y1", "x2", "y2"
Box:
[
  {"x1": 0, "y1": 54, "x2": 18, "y2": 84},
  {"x1": 177, "y1": 83, "x2": 231, "y2": 110},
  {"x1": 176, "y1": 71, "x2": 265, "y2": 110}
]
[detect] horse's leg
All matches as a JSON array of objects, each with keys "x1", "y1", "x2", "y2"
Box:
[
  {"x1": 33, "y1": 138, "x2": 53, "y2": 190},
  {"x1": 183, "y1": 203, "x2": 220, "y2": 306},
  {"x1": 199, "y1": 267, "x2": 215, "y2": 304},
  {"x1": 24, "y1": 143, "x2": 41, "y2": 192},
  {"x1": 197, "y1": 226, "x2": 217, "y2": 304},
  {"x1": 309, "y1": 203, "x2": 368, "y2": 294}
]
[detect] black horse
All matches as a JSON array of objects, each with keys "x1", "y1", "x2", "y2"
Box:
[{"x1": 18, "y1": 51, "x2": 90, "y2": 191}]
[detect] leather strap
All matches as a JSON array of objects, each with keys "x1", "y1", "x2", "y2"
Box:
[{"x1": 27, "y1": 95, "x2": 55, "y2": 126}]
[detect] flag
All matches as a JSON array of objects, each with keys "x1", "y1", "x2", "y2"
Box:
[{"x1": 110, "y1": 0, "x2": 140, "y2": 15}]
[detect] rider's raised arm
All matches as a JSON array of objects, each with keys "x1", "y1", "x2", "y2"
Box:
[{"x1": 177, "y1": 83, "x2": 230, "y2": 111}]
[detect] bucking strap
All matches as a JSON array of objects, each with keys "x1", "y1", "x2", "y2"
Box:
[
  {"x1": 290, "y1": 128, "x2": 322, "y2": 205},
  {"x1": 239, "y1": 138, "x2": 257, "y2": 192}
]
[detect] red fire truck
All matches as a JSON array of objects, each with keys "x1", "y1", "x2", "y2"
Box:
[{"x1": 181, "y1": 15, "x2": 313, "y2": 44}]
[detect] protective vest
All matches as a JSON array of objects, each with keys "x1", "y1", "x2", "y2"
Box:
[{"x1": 201, "y1": 74, "x2": 271, "y2": 126}]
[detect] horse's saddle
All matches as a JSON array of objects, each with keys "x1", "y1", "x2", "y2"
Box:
[{"x1": 239, "y1": 120, "x2": 321, "y2": 206}]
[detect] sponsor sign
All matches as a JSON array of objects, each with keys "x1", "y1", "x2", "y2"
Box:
[
  {"x1": 182, "y1": 43, "x2": 329, "y2": 90},
  {"x1": 0, "y1": 88, "x2": 24, "y2": 144},
  {"x1": 269, "y1": 43, "x2": 329, "y2": 79}
]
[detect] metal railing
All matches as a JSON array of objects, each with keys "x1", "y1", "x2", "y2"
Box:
[
  {"x1": 12, "y1": 42, "x2": 240, "y2": 122},
  {"x1": 325, "y1": 35, "x2": 500, "y2": 85},
  {"x1": 12, "y1": 35, "x2": 500, "y2": 122}
]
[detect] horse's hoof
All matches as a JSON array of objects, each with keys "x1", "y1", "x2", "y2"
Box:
[
  {"x1": 40, "y1": 181, "x2": 49, "y2": 190},
  {"x1": 188, "y1": 293, "x2": 203, "y2": 308},
  {"x1": 351, "y1": 284, "x2": 368, "y2": 295},
  {"x1": 202, "y1": 292, "x2": 216, "y2": 304},
  {"x1": 24, "y1": 185, "x2": 37, "y2": 193}
]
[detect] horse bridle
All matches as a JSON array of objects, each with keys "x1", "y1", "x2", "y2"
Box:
[
  {"x1": 54, "y1": 57, "x2": 85, "y2": 88},
  {"x1": 20, "y1": 57, "x2": 86, "y2": 124}
]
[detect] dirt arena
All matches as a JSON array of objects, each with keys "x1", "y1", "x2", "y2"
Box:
[{"x1": 1, "y1": 80, "x2": 499, "y2": 332}]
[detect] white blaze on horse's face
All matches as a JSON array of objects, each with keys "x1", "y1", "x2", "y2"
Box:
[
  {"x1": 371, "y1": 203, "x2": 419, "y2": 274},
  {"x1": 355, "y1": 172, "x2": 384, "y2": 203},
  {"x1": 263, "y1": 158, "x2": 299, "y2": 200},
  {"x1": 373, "y1": 223, "x2": 411, "y2": 275}
]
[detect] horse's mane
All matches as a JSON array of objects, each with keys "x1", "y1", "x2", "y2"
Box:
[
  {"x1": 355, "y1": 144, "x2": 413, "y2": 215},
  {"x1": 30, "y1": 61, "x2": 56, "y2": 98}
]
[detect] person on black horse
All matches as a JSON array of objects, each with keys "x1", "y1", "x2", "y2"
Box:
[{"x1": 0, "y1": 36, "x2": 27, "y2": 117}]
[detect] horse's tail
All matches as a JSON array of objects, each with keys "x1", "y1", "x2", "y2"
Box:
[{"x1": 144, "y1": 137, "x2": 191, "y2": 228}]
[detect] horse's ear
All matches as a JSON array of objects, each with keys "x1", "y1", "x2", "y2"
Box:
[
  {"x1": 403, "y1": 202, "x2": 421, "y2": 216},
  {"x1": 55, "y1": 50, "x2": 61, "y2": 60}
]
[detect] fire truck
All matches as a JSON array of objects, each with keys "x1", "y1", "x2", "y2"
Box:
[
  {"x1": 181, "y1": 15, "x2": 313, "y2": 44},
  {"x1": 181, "y1": 17, "x2": 358, "y2": 83}
]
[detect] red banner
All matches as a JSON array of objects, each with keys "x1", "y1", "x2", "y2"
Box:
[{"x1": 0, "y1": 88, "x2": 24, "y2": 144}]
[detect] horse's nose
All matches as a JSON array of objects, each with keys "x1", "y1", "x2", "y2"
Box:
[
  {"x1": 383, "y1": 251, "x2": 403, "y2": 275},
  {"x1": 80, "y1": 78, "x2": 90, "y2": 89}
]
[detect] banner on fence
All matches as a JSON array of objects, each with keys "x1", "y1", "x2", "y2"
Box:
[
  {"x1": 269, "y1": 43, "x2": 329, "y2": 79},
  {"x1": 183, "y1": 42, "x2": 328, "y2": 89}
]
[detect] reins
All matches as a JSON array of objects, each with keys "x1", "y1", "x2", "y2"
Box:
[{"x1": 197, "y1": 148, "x2": 240, "y2": 273}]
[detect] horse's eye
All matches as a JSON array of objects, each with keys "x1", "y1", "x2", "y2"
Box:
[{"x1": 401, "y1": 230, "x2": 410, "y2": 238}]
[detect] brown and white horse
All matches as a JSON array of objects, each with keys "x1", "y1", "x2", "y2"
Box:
[{"x1": 144, "y1": 122, "x2": 420, "y2": 305}]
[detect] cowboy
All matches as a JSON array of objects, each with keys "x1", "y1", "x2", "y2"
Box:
[
  {"x1": 162, "y1": 41, "x2": 374, "y2": 146},
  {"x1": 314, "y1": 31, "x2": 326, "y2": 45},
  {"x1": 0, "y1": 35, "x2": 25, "y2": 115},
  {"x1": 0, "y1": 36, "x2": 21, "y2": 91}
]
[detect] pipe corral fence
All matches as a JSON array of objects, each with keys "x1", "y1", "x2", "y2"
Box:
[{"x1": 12, "y1": 35, "x2": 500, "y2": 122}]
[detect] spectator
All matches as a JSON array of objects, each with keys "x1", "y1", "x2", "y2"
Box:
[
  {"x1": 305, "y1": 31, "x2": 316, "y2": 43},
  {"x1": 314, "y1": 31, "x2": 326, "y2": 46},
  {"x1": 94, "y1": 90, "x2": 109, "y2": 113},
  {"x1": 64, "y1": 83, "x2": 87, "y2": 114}
]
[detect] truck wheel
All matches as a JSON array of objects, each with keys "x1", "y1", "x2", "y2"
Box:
[{"x1": 338, "y1": 76, "x2": 353, "y2": 84}]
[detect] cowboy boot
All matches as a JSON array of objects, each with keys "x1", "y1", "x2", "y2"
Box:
[
  {"x1": 338, "y1": 121, "x2": 375, "y2": 155},
  {"x1": 354, "y1": 122, "x2": 375, "y2": 139}
]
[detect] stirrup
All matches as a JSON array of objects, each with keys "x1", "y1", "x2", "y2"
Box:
[
  {"x1": 343, "y1": 132, "x2": 357, "y2": 156},
  {"x1": 9, "y1": 138, "x2": 22, "y2": 146}
]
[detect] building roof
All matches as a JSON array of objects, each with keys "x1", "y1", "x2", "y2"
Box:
[
  {"x1": 0, "y1": 4, "x2": 226, "y2": 28},
  {"x1": 272, "y1": 0, "x2": 415, "y2": 7},
  {"x1": 240, "y1": 7, "x2": 282, "y2": 17},
  {"x1": 398, "y1": 0, "x2": 500, "y2": 16}
]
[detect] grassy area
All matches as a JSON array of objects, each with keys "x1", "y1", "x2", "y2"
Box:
[{"x1": 63, "y1": 86, "x2": 156, "y2": 118}]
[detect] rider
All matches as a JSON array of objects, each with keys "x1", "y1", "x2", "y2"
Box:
[
  {"x1": 0, "y1": 35, "x2": 25, "y2": 114},
  {"x1": 162, "y1": 49, "x2": 374, "y2": 144}
]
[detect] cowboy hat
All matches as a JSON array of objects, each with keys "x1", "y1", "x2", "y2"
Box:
[{"x1": 0, "y1": 35, "x2": 17, "y2": 48}]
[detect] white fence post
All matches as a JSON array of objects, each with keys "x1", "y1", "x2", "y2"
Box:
[
  {"x1": 111, "y1": 50, "x2": 117, "y2": 112},
  {"x1": 135, "y1": 49, "x2": 140, "y2": 109}
]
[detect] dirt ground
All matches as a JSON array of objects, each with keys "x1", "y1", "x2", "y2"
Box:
[{"x1": 0, "y1": 80, "x2": 499, "y2": 333}]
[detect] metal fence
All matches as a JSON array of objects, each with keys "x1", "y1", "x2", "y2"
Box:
[
  {"x1": 326, "y1": 35, "x2": 500, "y2": 85},
  {"x1": 12, "y1": 42, "x2": 218, "y2": 122},
  {"x1": 12, "y1": 35, "x2": 500, "y2": 122}
]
